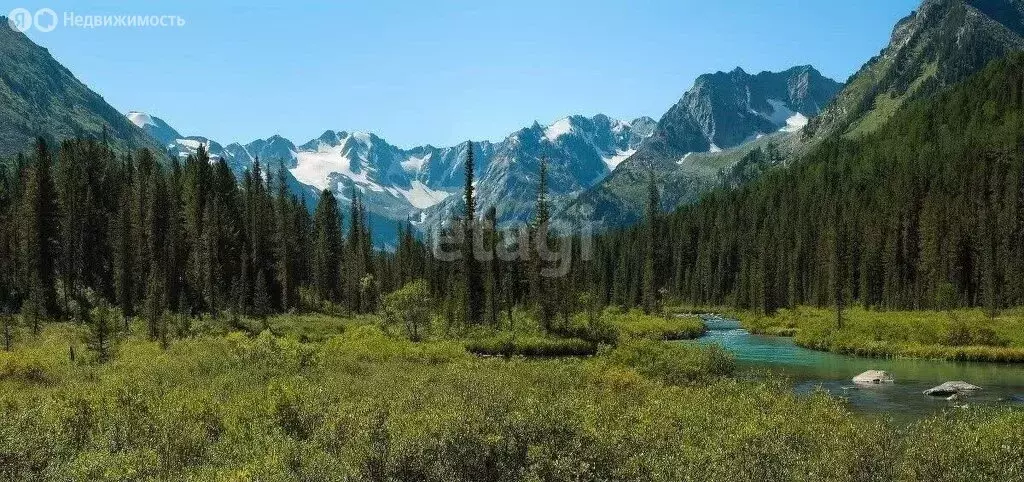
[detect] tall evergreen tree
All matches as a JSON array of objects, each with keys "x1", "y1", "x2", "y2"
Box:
[
  {"x1": 311, "y1": 189, "x2": 343, "y2": 303},
  {"x1": 531, "y1": 156, "x2": 555, "y2": 331},
  {"x1": 462, "y1": 144, "x2": 483, "y2": 325},
  {"x1": 642, "y1": 174, "x2": 660, "y2": 314},
  {"x1": 19, "y1": 138, "x2": 59, "y2": 330}
]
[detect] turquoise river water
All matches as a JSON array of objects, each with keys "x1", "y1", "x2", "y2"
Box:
[{"x1": 686, "y1": 316, "x2": 1024, "y2": 418}]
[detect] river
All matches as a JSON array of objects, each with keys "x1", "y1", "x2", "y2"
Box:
[{"x1": 686, "y1": 316, "x2": 1024, "y2": 418}]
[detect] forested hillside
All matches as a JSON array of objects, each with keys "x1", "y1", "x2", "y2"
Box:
[
  {"x1": 0, "y1": 21, "x2": 161, "y2": 158},
  {"x1": 610, "y1": 52, "x2": 1024, "y2": 313}
]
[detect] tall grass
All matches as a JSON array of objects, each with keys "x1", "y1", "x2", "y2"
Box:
[
  {"x1": 742, "y1": 307, "x2": 1024, "y2": 362},
  {"x1": 0, "y1": 318, "x2": 1022, "y2": 480}
]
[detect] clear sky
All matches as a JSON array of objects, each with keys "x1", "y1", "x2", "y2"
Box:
[{"x1": 16, "y1": 0, "x2": 920, "y2": 148}]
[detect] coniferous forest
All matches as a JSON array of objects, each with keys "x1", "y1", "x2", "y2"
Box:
[{"x1": 2, "y1": 54, "x2": 1024, "y2": 335}]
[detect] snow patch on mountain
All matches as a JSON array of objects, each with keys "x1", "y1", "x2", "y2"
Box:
[
  {"x1": 781, "y1": 113, "x2": 809, "y2": 132},
  {"x1": 402, "y1": 154, "x2": 430, "y2": 173},
  {"x1": 292, "y1": 145, "x2": 374, "y2": 191},
  {"x1": 176, "y1": 138, "x2": 207, "y2": 150},
  {"x1": 389, "y1": 181, "x2": 453, "y2": 210},
  {"x1": 764, "y1": 99, "x2": 797, "y2": 126},
  {"x1": 127, "y1": 111, "x2": 156, "y2": 128},
  {"x1": 603, "y1": 149, "x2": 637, "y2": 170},
  {"x1": 544, "y1": 118, "x2": 574, "y2": 142}
]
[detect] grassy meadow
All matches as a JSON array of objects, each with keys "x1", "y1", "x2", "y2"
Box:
[
  {"x1": 0, "y1": 309, "x2": 1022, "y2": 481},
  {"x1": 740, "y1": 307, "x2": 1024, "y2": 362}
]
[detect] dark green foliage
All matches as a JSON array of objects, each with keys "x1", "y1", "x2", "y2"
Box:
[
  {"x1": 84, "y1": 301, "x2": 117, "y2": 362},
  {"x1": 311, "y1": 189, "x2": 342, "y2": 304},
  {"x1": 18, "y1": 138, "x2": 59, "y2": 330},
  {"x1": 462, "y1": 144, "x2": 484, "y2": 325},
  {"x1": 641, "y1": 174, "x2": 660, "y2": 314},
  {"x1": 464, "y1": 334, "x2": 596, "y2": 357},
  {"x1": 606, "y1": 53, "x2": 1024, "y2": 313},
  {"x1": 607, "y1": 338, "x2": 736, "y2": 385}
]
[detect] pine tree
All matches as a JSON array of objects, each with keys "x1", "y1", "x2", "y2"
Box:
[
  {"x1": 642, "y1": 174, "x2": 660, "y2": 314},
  {"x1": 253, "y1": 269, "x2": 270, "y2": 320},
  {"x1": 1, "y1": 306, "x2": 14, "y2": 351},
  {"x1": 462, "y1": 144, "x2": 484, "y2": 325},
  {"x1": 532, "y1": 156, "x2": 554, "y2": 331},
  {"x1": 144, "y1": 266, "x2": 166, "y2": 341},
  {"x1": 486, "y1": 206, "x2": 501, "y2": 327},
  {"x1": 19, "y1": 138, "x2": 59, "y2": 330},
  {"x1": 112, "y1": 183, "x2": 134, "y2": 331},
  {"x1": 275, "y1": 162, "x2": 297, "y2": 311},
  {"x1": 311, "y1": 189, "x2": 343, "y2": 303}
]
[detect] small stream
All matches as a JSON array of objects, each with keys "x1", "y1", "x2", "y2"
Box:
[{"x1": 686, "y1": 316, "x2": 1024, "y2": 418}]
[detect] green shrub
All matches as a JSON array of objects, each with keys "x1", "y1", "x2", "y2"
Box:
[
  {"x1": 0, "y1": 350, "x2": 53, "y2": 383},
  {"x1": 1, "y1": 316, "x2": 1023, "y2": 480},
  {"x1": 608, "y1": 308, "x2": 706, "y2": 342},
  {"x1": 381, "y1": 280, "x2": 432, "y2": 341},
  {"x1": 464, "y1": 333, "x2": 597, "y2": 357},
  {"x1": 606, "y1": 339, "x2": 736, "y2": 385}
]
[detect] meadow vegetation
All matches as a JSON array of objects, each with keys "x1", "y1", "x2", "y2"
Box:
[
  {"x1": 0, "y1": 310, "x2": 1022, "y2": 481},
  {"x1": 742, "y1": 306, "x2": 1024, "y2": 362}
]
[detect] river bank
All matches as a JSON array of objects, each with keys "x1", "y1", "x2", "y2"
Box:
[
  {"x1": 736, "y1": 307, "x2": 1024, "y2": 363},
  {"x1": 689, "y1": 316, "x2": 1024, "y2": 418}
]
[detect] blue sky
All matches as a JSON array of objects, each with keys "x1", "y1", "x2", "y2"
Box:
[{"x1": 17, "y1": 0, "x2": 920, "y2": 148}]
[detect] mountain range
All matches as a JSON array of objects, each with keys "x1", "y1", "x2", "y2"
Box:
[
  {"x1": 4, "y1": 0, "x2": 1024, "y2": 244},
  {"x1": 125, "y1": 63, "x2": 838, "y2": 238},
  {"x1": 559, "y1": 65, "x2": 843, "y2": 228},
  {"x1": 125, "y1": 110, "x2": 657, "y2": 234}
]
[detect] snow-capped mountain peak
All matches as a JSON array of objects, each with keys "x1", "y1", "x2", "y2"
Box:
[{"x1": 126, "y1": 111, "x2": 653, "y2": 242}]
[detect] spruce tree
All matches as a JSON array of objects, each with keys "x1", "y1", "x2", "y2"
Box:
[
  {"x1": 1, "y1": 305, "x2": 14, "y2": 351},
  {"x1": 144, "y1": 266, "x2": 166, "y2": 341},
  {"x1": 275, "y1": 163, "x2": 296, "y2": 311},
  {"x1": 532, "y1": 156, "x2": 554, "y2": 331},
  {"x1": 19, "y1": 137, "x2": 59, "y2": 330},
  {"x1": 85, "y1": 300, "x2": 116, "y2": 362},
  {"x1": 311, "y1": 189, "x2": 343, "y2": 303},
  {"x1": 462, "y1": 144, "x2": 484, "y2": 325},
  {"x1": 486, "y1": 206, "x2": 500, "y2": 327},
  {"x1": 642, "y1": 174, "x2": 660, "y2": 314}
]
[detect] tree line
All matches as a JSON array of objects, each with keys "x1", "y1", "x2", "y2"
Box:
[
  {"x1": 0, "y1": 132, "x2": 604, "y2": 341},
  {"x1": 0, "y1": 140, "x2": 389, "y2": 340},
  {"x1": 3, "y1": 53, "x2": 1024, "y2": 345}
]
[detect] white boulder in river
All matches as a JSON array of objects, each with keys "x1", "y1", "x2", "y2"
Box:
[
  {"x1": 924, "y1": 381, "x2": 982, "y2": 397},
  {"x1": 852, "y1": 370, "x2": 895, "y2": 385}
]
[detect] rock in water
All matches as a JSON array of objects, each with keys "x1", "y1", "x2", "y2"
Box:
[
  {"x1": 924, "y1": 381, "x2": 982, "y2": 397},
  {"x1": 852, "y1": 370, "x2": 895, "y2": 385}
]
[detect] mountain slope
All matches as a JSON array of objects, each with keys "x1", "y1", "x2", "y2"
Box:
[
  {"x1": 624, "y1": 66, "x2": 841, "y2": 171},
  {"x1": 807, "y1": 0, "x2": 1024, "y2": 139},
  {"x1": 126, "y1": 112, "x2": 652, "y2": 244},
  {"x1": 420, "y1": 115, "x2": 656, "y2": 228},
  {"x1": 0, "y1": 21, "x2": 160, "y2": 158},
  {"x1": 654, "y1": 50, "x2": 1024, "y2": 311},
  {"x1": 561, "y1": 66, "x2": 842, "y2": 229}
]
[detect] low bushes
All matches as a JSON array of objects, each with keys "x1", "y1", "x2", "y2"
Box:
[
  {"x1": 601, "y1": 307, "x2": 706, "y2": 342},
  {"x1": 0, "y1": 320, "x2": 1023, "y2": 480},
  {"x1": 606, "y1": 338, "x2": 736, "y2": 385},
  {"x1": 0, "y1": 350, "x2": 53, "y2": 383},
  {"x1": 464, "y1": 333, "x2": 597, "y2": 357}
]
